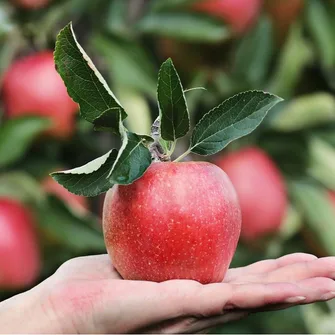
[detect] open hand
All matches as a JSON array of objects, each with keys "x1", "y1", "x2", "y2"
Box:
[{"x1": 1, "y1": 253, "x2": 335, "y2": 334}]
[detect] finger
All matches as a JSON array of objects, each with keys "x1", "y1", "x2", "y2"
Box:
[
  {"x1": 297, "y1": 277, "x2": 335, "y2": 303},
  {"x1": 224, "y1": 253, "x2": 317, "y2": 283},
  {"x1": 225, "y1": 282, "x2": 307, "y2": 310},
  {"x1": 240, "y1": 257, "x2": 335, "y2": 284},
  {"x1": 246, "y1": 277, "x2": 335, "y2": 314}
]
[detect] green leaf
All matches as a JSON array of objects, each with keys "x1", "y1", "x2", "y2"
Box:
[
  {"x1": 290, "y1": 181, "x2": 335, "y2": 256},
  {"x1": 233, "y1": 16, "x2": 274, "y2": 86},
  {"x1": 51, "y1": 149, "x2": 118, "y2": 197},
  {"x1": 54, "y1": 23, "x2": 126, "y2": 133},
  {"x1": 137, "y1": 12, "x2": 230, "y2": 43},
  {"x1": 0, "y1": 172, "x2": 45, "y2": 205},
  {"x1": 37, "y1": 196, "x2": 105, "y2": 252},
  {"x1": 190, "y1": 91, "x2": 283, "y2": 156},
  {"x1": 270, "y1": 93, "x2": 335, "y2": 132},
  {"x1": 108, "y1": 123, "x2": 153, "y2": 185},
  {"x1": 157, "y1": 58, "x2": 190, "y2": 141},
  {"x1": 0, "y1": 116, "x2": 50, "y2": 168}
]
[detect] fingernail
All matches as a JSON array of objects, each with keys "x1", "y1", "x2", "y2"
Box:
[
  {"x1": 284, "y1": 296, "x2": 306, "y2": 304},
  {"x1": 320, "y1": 291, "x2": 335, "y2": 301}
]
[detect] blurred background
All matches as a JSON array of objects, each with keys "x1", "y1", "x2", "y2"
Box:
[{"x1": 0, "y1": 0, "x2": 335, "y2": 332}]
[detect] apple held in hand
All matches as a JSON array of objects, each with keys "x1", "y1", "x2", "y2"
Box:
[
  {"x1": 103, "y1": 162, "x2": 241, "y2": 284},
  {"x1": 0, "y1": 198, "x2": 40, "y2": 289},
  {"x1": 215, "y1": 147, "x2": 288, "y2": 242},
  {"x1": 192, "y1": 0, "x2": 262, "y2": 34},
  {"x1": 51, "y1": 23, "x2": 283, "y2": 283},
  {"x1": 2, "y1": 51, "x2": 78, "y2": 138}
]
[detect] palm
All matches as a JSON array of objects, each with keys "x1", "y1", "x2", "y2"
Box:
[{"x1": 44, "y1": 253, "x2": 335, "y2": 333}]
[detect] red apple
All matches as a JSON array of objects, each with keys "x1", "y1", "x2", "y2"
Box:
[
  {"x1": 11, "y1": 0, "x2": 50, "y2": 9},
  {"x1": 264, "y1": 0, "x2": 305, "y2": 43},
  {"x1": 215, "y1": 147, "x2": 287, "y2": 242},
  {"x1": 42, "y1": 176, "x2": 89, "y2": 215},
  {"x1": 103, "y1": 162, "x2": 241, "y2": 284},
  {"x1": 192, "y1": 0, "x2": 263, "y2": 34},
  {"x1": 2, "y1": 51, "x2": 78, "y2": 138},
  {"x1": 0, "y1": 198, "x2": 40, "y2": 289}
]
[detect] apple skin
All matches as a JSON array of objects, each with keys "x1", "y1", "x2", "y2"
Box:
[
  {"x1": 12, "y1": 0, "x2": 50, "y2": 9},
  {"x1": 42, "y1": 176, "x2": 89, "y2": 215},
  {"x1": 264, "y1": 0, "x2": 305, "y2": 43},
  {"x1": 0, "y1": 198, "x2": 40, "y2": 289},
  {"x1": 192, "y1": 0, "x2": 263, "y2": 34},
  {"x1": 214, "y1": 147, "x2": 287, "y2": 242},
  {"x1": 103, "y1": 162, "x2": 241, "y2": 284},
  {"x1": 2, "y1": 51, "x2": 78, "y2": 138}
]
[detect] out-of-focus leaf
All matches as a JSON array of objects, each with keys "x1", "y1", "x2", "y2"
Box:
[
  {"x1": 54, "y1": 23, "x2": 126, "y2": 133},
  {"x1": 268, "y1": 23, "x2": 313, "y2": 98},
  {"x1": 306, "y1": 0, "x2": 335, "y2": 70},
  {"x1": 0, "y1": 172, "x2": 45, "y2": 205},
  {"x1": 150, "y1": 0, "x2": 199, "y2": 11},
  {"x1": 106, "y1": 0, "x2": 129, "y2": 36},
  {"x1": 116, "y1": 88, "x2": 152, "y2": 135},
  {"x1": 157, "y1": 58, "x2": 190, "y2": 141},
  {"x1": 51, "y1": 150, "x2": 118, "y2": 197},
  {"x1": 0, "y1": 116, "x2": 50, "y2": 168},
  {"x1": 308, "y1": 136, "x2": 335, "y2": 192},
  {"x1": 137, "y1": 12, "x2": 230, "y2": 43},
  {"x1": 92, "y1": 35, "x2": 157, "y2": 98},
  {"x1": 38, "y1": 196, "x2": 105, "y2": 252},
  {"x1": 185, "y1": 71, "x2": 209, "y2": 112},
  {"x1": 302, "y1": 303, "x2": 335, "y2": 334},
  {"x1": 290, "y1": 181, "x2": 335, "y2": 256},
  {"x1": 108, "y1": 123, "x2": 152, "y2": 185},
  {"x1": 0, "y1": 2, "x2": 14, "y2": 38},
  {"x1": 259, "y1": 132, "x2": 309, "y2": 177},
  {"x1": 190, "y1": 91, "x2": 283, "y2": 156},
  {"x1": 270, "y1": 93, "x2": 335, "y2": 131},
  {"x1": 278, "y1": 204, "x2": 303, "y2": 240},
  {"x1": 233, "y1": 16, "x2": 273, "y2": 87}
]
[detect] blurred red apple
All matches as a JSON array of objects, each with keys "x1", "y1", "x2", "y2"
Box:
[
  {"x1": 264, "y1": 0, "x2": 305, "y2": 43},
  {"x1": 192, "y1": 0, "x2": 262, "y2": 34},
  {"x1": 42, "y1": 176, "x2": 88, "y2": 215},
  {"x1": 12, "y1": 0, "x2": 50, "y2": 9},
  {"x1": 0, "y1": 198, "x2": 40, "y2": 289},
  {"x1": 215, "y1": 147, "x2": 287, "y2": 242},
  {"x1": 2, "y1": 51, "x2": 78, "y2": 138},
  {"x1": 103, "y1": 162, "x2": 241, "y2": 284}
]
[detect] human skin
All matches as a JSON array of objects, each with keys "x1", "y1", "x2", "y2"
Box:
[{"x1": 1, "y1": 253, "x2": 335, "y2": 333}]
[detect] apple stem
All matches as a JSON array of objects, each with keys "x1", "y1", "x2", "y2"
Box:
[{"x1": 174, "y1": 149, "x2": 191, "y2": 162}]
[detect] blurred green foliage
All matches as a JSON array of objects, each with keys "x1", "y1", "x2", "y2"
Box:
[{"x1": 1, "y1": 0, "x2": 335, "y2": 333}]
